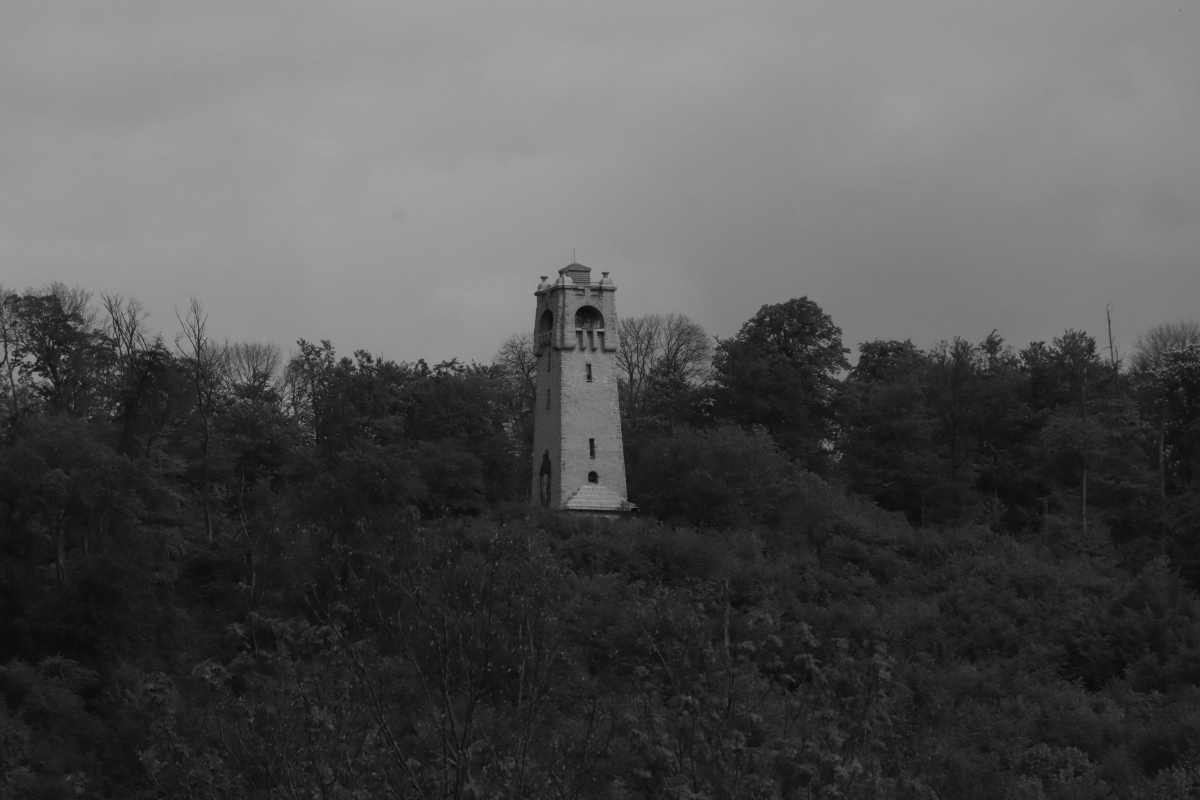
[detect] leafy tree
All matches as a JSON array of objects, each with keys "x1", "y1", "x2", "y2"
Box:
[
  {"x1": 839, "y1": 340, "x2": 943, "y2": 525},
  {"x1": 629, "y1": 425, "x2": 807, "y2": 529},
  {"x1": 396, "y1": 359, "x2": 525, "y2": 506},
  {"x1": 1132, "y1": 328, "x2": 1200, "y2": 499},
  {"x1": 712, "y1": 297, "x2": 848, "y2": 472},
  {"x1": 4, "y1": 284, "x2": 112, "y2": 418},
  {"x1": 924, "y1": 337, "x2": 986, "y2": 494},
  {"x1": 1132, "y1": 340, "x2": 1200, "y2": 582},
  {"x1": 1020, "y1": 330, "x2": 1144, "y2": 536}
]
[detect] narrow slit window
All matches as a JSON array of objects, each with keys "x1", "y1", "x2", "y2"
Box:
[
  {"x1": 589, "y1": 438, "x2": 596, "y2": 458},
  {"x1": 546, "y1": 388, "x2": 551, "y2": 410},
  {"x1": 585, "y1": 363, "x2": 592, "y2": 382}
]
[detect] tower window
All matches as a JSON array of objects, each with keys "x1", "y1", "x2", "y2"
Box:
[
  {"x1": 576, "y1": 306, "x2": 604, "y2": 352},
  {"x1": 574, "y1": 306, "x2": 604, "y2": 330},
  {"x1": 546, "y1": 388, "x2": 550, "y2": 410},
  {"x1": 589, "y1": 438, "x2": 596, "y2": 458},
  {"x1": 588, "y1": 471, "x2": 598, "y2": 484},
  {"x1": 585, "y1": 363, "x2": 592, "y2": 382}
]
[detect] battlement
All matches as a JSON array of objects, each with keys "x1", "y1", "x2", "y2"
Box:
[{"x1": 533, "y1": 263, "x2": 619, "y2": 355}]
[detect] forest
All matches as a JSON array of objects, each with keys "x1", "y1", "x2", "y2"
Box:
[{"x1": 1, "y1": 282, "x2": 1200, "y2": 799}]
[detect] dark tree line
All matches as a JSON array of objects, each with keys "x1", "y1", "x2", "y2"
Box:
[
  {"x1": 615, "y1": 298, "x2": 1200, "y2": 585},
  {"x1": 2, "y1": 281, "x2": 1200, "y2": 798}
]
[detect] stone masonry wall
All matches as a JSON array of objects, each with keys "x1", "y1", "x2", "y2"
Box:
[{"x1": 530, "y1": 270, "x2": 627, "y2": 509}]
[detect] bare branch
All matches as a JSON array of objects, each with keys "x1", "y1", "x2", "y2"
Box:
[
  {"x1": 656, "y1": 313, "x2": 711, "y2": 384},
  {"x1": 1131, "y1": 320, "x2": 1200, "y2": 372},
  {"x1": 494, "y1": 332, "x2": 538, "y2": 403},
  {"x1": 229, "y1": 341, "x2": 283, "y2": 399}
]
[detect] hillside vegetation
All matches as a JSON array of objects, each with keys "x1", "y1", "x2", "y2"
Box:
[{"x1": 1, "y1": 284, "x2": 1199, "y2": 798}]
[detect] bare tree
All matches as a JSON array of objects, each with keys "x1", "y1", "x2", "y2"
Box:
[
  {"x1": 494, "y1": 331, "x2": 538, "y2": 408},
  {"x1": 1131, "y1": 320, "x2": 1200, "y2": 372},
  {"x1": 616, "y1": 315, "x2": 662, "y2": 430},
  {"x1": 229, "y1": 341, "x2": 283, "y2": 401},
  {"x1": 656, "y1": 313, "x2": 711, "y2": 384},
  {"x1": 176, "y1": 297, "x2": 229, "y2": 541},
  {"x1": 102, "y1": 293, "x2": 151, "y2": 363},
  {"x1": 0, "y1": 286, "x2": 19, "y2": 419},
  {"x1": 102, "y1": 292, "x2": 164, "y2": 454},
  {"x1": 51, "y1": 282, "x2": 97, "y2": 326},
  {"x1": 617, "y1": 314, "x2": 710, "y2": 430}
]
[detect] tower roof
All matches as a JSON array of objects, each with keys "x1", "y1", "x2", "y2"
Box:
[{"x1": 559, "y1": 262, "x2": 592, "y2": 285}]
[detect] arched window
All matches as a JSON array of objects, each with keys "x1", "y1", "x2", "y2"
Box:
[
  {"x1": 575, "y1": 306, "x2": 605, "y2": 351},
  {"x1": 574, "y1": 306, "x2": 604, "y2": 330},
  {"x1": 588, "y1": 471, "x2": 599, "y2": 484},
  {"x1": 537, "y1": 309, "x2": 554, "y2": 352}
]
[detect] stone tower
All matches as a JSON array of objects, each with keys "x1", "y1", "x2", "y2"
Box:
[{"x1": 531, "y1": 263, "x2": 633, "y2": 513}]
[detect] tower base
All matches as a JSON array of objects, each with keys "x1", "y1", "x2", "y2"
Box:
[{"x1": 561, "y1": 483, "x2": 638, "y2": 515}]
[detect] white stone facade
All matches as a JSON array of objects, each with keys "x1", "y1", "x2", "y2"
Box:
[{"x1": 530, "y1": 263, "x2": 631, "y2": 512}]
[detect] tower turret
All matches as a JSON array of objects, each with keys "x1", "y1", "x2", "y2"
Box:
[{"x1": 531, "y1": 263, "x2": 633, "y2": 513}]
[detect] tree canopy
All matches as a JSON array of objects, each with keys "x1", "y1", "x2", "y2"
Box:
[
  {"x1": 712, "y1": 297, "x2": 849, "y2": 471},
  {"x1": 2, "y1": 280, "x2": 1200, "y2": 798}
]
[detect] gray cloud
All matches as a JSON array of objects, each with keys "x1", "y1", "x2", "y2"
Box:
[{"x1": 1, "y1": 1, "x2": 1197, "y2": 363}]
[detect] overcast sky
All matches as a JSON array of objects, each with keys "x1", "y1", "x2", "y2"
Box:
[{"x1": 2, "y1": 1, "x2": 1197, "y2": 366}]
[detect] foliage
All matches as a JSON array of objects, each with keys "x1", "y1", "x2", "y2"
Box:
[
  {"x1": 628, "y1": 425, "x2": 807, "y2": 530},
  {"x1": 712, "y1": 297, "x2": 849, "y2": 472},
  {"x1": 1, "y1": 281, "x2": 1199, "y2": 798}
]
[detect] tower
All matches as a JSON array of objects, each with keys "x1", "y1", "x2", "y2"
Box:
[{"x1": 531, "y1": 263, "x2": 633, "y2": 513}]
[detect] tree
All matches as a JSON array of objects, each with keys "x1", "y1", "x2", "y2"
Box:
[
  {"x1": 617, "y1": 315, "x2": 663, "y2": 433},
  {"x1": 1131, "y1": 321, "x2": 1200, "y2": 373},
  {"x1": 102, "y1": 293, "x2": 178, "y2": 457},
  {"x1": 227, "y1": 341, "x2": 282, "y2": 403},
  {"x1": 4, "y1": 284, "x2": 112, "y2": 418},
  {"x1": 655, "y1": 313, "x2": 711, "y2": 386},
  {"x1": 712, "y1": 298, "x2": 848, "y2": 471},
  {"x1": 494, "y1": 332, "x2": 537, "y2": 407},
  {"x1": 839, "y1": 340, "x2": 943, "y2": 525},
  {"x1": 1055, "y1": 330, "x2": 1102, "y2": 533},
  {"x1": 617, "y1": 314, "x2": 711, "y2": 441},
  {"x1": 0, "y1": 285, "x2": 20, "y2": 420},
  {"x1": 397, "y1": 360, "x2": 524, "y2": 508},
  {"x1": 175, "y1": 298, "x2": 229, "y2": 541},
  {"x1": 1013, "y1": 330, "x2": 1150, "y2": 536},
  {"x1": 493, "y1": 332, "x2": 538, "y2": 466},
  {"x1": 924, "y1": 337, "x2": 984, "y2": 490},
  {"x1": 629, "y1": 425, "x2": 806, "y2": 529},
  {"x1": 1132, "y1": 322, "x2": 1200, "y2": 540}
]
